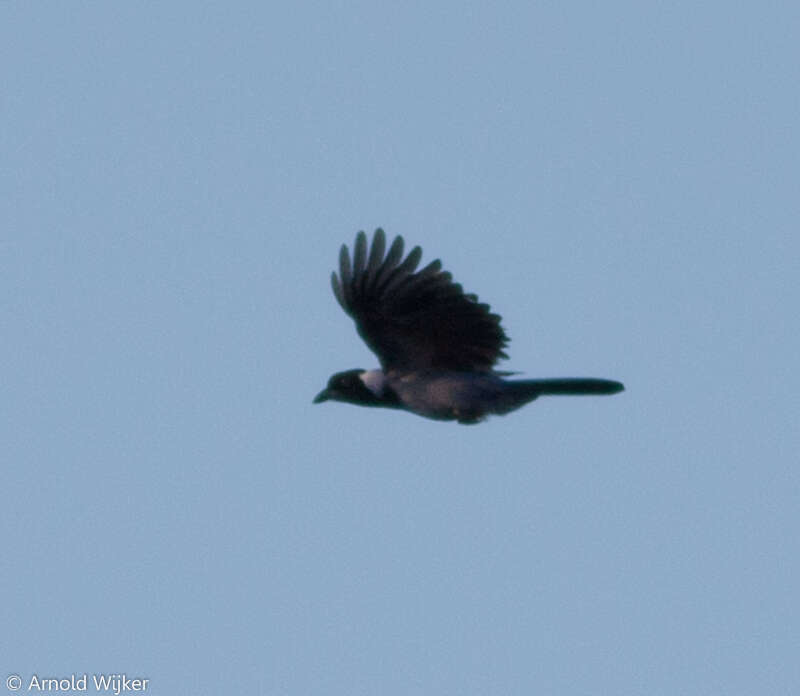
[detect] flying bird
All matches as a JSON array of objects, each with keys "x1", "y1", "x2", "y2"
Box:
[{"x1": 314, "y1": 229, "x2": 624, "y2": 424}]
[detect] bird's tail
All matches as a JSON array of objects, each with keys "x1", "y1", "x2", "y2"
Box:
[
  {"x1": 515, "y1": 378, "x2": 625, "y2": 397},
  {"x1": 490, "y1": 377, "x2": 623, "y2": 417}
]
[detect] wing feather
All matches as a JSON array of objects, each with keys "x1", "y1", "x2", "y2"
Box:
[
  {"x1": 373, "y1": 235, "x2": 404, "y2": 290},
  {"x1": 330, "y1": 228, "x2": 510, "y2": 372},
  {"x1": 352, "y1": 231, "x2": 367, "y2": 281}
]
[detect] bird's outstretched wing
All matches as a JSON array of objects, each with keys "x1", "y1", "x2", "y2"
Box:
[{"x1": 331, "y1": 229, "x2": 509, "y2": 372}]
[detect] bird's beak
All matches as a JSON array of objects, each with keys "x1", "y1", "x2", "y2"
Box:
[{"x1": 313, "y1": 388, "x2": 330, "y2": 404}]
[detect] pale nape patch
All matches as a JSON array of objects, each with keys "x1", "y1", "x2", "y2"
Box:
[{"x1": 359, "y1": 369, "x2": 386, "y2": 397}]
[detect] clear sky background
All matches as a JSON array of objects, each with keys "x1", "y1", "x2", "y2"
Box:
[{"x1": 2, "y1": 3, "x2": 798, "y2": 695}]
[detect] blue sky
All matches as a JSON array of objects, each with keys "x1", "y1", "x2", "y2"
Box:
[{"x1": 2, "y1": 3, "x2": 798, "y2": 694}]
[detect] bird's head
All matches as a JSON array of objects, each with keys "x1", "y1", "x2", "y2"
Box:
[
  {"x1": 314, "y1": 369, "x2": 401, "y2": 409},
  {"x1": 313, "y1": 369, "x2": 381, "y2": 406}
]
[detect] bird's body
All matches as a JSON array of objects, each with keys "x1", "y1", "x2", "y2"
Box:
[{"x1": 314, "y1": 229, "x2": 624, "y2": 423}]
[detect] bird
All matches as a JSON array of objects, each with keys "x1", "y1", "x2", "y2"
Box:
[{"x1": 313, "y1": 229, "x2": 624, "y2": 424}]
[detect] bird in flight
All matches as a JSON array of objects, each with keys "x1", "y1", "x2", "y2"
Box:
[{"x1": 314, "y1": 229, "x2": 624, "y2": 424}]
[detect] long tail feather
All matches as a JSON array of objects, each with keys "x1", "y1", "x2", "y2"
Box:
[{"x1": 515, "y1": 378, "x2": 624, "y2": 396}]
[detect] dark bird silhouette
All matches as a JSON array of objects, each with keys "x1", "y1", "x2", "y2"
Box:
[{"x1": 314, "y1": 229, "x2": 624, "y2": 424}]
